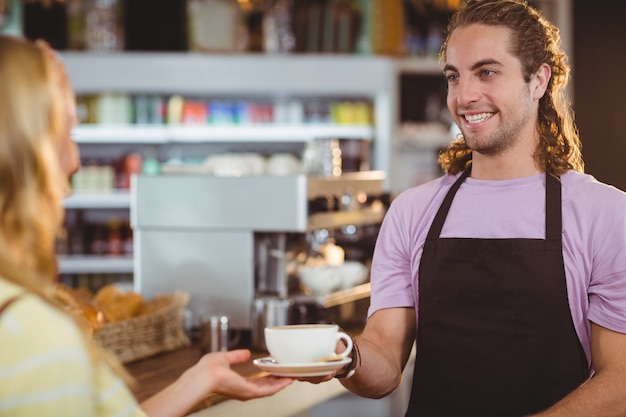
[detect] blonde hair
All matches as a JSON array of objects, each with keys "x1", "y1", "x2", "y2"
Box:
[
  {"x1": 0, "y1": 35, "x2": 133, "y2": 386},
  {"x1": 0, "y1": 35, "x2": 65, "y2": 279}
]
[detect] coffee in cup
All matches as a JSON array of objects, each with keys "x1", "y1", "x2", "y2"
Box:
[{"x1": 264, "y1": 324, "x2": 353, "y2": 364}]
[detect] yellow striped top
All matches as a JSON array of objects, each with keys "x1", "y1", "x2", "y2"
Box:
[{"x1": 0, "y1": 279, "x2": 146, "y2": 417}]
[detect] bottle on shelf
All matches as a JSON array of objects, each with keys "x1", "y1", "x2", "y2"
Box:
[
  {"x1": 66, "y1": 209, "x2": 85, "y2": 255},
  {"x1": 87, "y1": 223, "x2": 105, "y2": 255},
  {"x1": 123, "y1": 153, "x2": 142, "y2": 189},
  {"x1": 141, "y1": 147, "x2": 161, "y2": 176},
  {"x1": 262, "y1": 0, "x2": 295, "y2": 54},
  {"x1": 107, "y1": 217, "x2": 123, "y2": 256},
  {"x1": 369, "y1": 0, "x2": 405, "y2": 56}
]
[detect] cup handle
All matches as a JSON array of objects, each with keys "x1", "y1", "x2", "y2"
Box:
[{"x1": 336, "y1": 332, "x2": 354, "y2": 358}]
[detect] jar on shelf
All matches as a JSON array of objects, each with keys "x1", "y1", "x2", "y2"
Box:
[
  {"x1": 68, "y1": 0, "x2": 124, "y2": 51},
  {"x1": 187, "y1": 0, "x2": 246, "y2": 53}
]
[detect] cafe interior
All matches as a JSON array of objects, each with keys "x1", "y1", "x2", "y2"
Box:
[{"x1": 1, "y1": 0, "x2": 623, "y2": 416}]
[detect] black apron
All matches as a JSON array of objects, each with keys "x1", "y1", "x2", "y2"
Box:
[{"x1": 406, "y1": 168, "x2": 589, "y2": 417}]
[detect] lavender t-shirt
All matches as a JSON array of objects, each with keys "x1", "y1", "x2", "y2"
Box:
[{"x1": 369, "y1": 170, "x2": 626, "y2": 364}]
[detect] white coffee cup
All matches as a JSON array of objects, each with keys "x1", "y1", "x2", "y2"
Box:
[{"x1": 264, "y1": 324, "x2": 353, "y2": 364}]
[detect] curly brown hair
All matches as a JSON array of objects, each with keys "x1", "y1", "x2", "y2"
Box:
[{"x1": 438, "y1": 0, "x2": 583, "y2": 176}]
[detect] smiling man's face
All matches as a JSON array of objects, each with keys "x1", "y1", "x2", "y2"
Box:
[{"x1": 444, "y1": 23, "x2": 540, "y2": 157}]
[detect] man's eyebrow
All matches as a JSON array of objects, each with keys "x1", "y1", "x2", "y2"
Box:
[
  {"x1": 471, "y1": 59, "x2": 504, "y2": 70},
  {"x1": 443, "y1": 59, "x2": 504, "y2": 73}
]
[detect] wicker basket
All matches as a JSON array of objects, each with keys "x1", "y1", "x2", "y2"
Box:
[{"x1": 94, "y1": 291, "x2": 191, "y2": 363}]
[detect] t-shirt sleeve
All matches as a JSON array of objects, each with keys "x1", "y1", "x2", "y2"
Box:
[
  {"x1": 585, "y1": 186, "x2": 626, "y2": 334},
  {"x1": 368, "y1": 195, "x2": 417, "y2": 317}
]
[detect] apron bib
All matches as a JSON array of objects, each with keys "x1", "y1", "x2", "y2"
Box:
[{"x1": 406, "y1": 168, "x2": 588, "y2": 417}]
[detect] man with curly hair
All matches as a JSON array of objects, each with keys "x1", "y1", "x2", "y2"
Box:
[{"x1": 304, "y1": 1, "x2": 626, "y2": 416}]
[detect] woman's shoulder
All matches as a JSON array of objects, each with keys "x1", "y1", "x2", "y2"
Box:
[{"x1": 0, "y1": 280, "x2": 85, "y2": 351}]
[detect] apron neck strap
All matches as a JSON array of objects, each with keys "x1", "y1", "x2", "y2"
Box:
[
  {"x1": 545, "y1": 173, "x2": 562, "y2": 241},
  {"x1": 426, "y1": 166, "x2": 471, "y2": 240},
  {"x1": 427, "y1": 166, "x2": 562, "y2": 241}
]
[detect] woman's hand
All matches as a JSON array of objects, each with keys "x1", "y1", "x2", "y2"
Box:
[
  {"x1": 198, "y1": 349, "x2": 294, "y2": 400},
  {"x1": 140, "y1": 349, "x2": 293, "y2": 417}
]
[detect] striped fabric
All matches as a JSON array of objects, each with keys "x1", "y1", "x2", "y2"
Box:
[{"x1": 0, "y1": 280, "x2": 146, "y2": 417}]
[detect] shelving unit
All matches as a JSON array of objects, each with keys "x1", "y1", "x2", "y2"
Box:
[
  {"x1": 394, "y1": 56, "x2": 442, "y2": 74},
  {"x1": 61, "y1": 53, "x2": 406, "y2": 176},
  {"x1": 57, "y1": 254, "x2": 134, "y2": 274},
  {"x1": 61, "y1": 191, "x2": 131, "y2": 278},
  {"x1": 59, "y1": 52, "x2": 445, "y2": 280},
  {"x1": 63, "y1": 190, "x2": 131, "y2": 209},
  {"x1": 61, "y1": 52, "x2": 447, "y2": 183},
  {"x1": 72, "y1": 124, "x2": 375, "y2": 144}
]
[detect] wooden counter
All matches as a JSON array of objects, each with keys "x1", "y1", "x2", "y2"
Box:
[{"x1": 125, "y1": 344, "x2": 348, "y2": 417}]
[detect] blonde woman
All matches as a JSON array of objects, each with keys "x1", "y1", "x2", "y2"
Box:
[{"x1": 0, "y1": 35, "x2": 293, "y2": 417}]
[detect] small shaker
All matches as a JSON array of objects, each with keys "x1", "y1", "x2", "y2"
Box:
[{"x1": 202, "y1": 314, "x2": 230, "y2": 353}]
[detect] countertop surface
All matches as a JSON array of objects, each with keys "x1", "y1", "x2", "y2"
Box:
[
  {"x1": 125, "y1": 344, "x2": 264, "y2": 412},
  {"x1": 125, "y1": 343, "x2": 348, "y2": 417}
]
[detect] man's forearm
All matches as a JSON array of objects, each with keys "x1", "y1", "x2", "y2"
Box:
[
  {"x1": 339, "y1": 336, "x2": 406, "y2": 399},
  {"x1": 529, "y1": 371, "x2": 626, "y2": 417}
]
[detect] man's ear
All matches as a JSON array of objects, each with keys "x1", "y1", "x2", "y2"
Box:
[{"x1": 532, "y1": 63, "x2": 551, "y2": 99}]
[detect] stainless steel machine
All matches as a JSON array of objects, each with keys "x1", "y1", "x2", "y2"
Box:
[{"x1": 131, "y1": 171, "x2": 386, "y2": 347}]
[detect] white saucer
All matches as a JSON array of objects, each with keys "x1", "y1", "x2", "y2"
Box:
[{"x1": 253, "y1": 356, "x2": 351, "y2": 377}]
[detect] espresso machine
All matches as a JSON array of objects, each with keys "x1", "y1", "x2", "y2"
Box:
[{"x1": 131, "y1": 170, "x2": 386, "y2": 347}]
